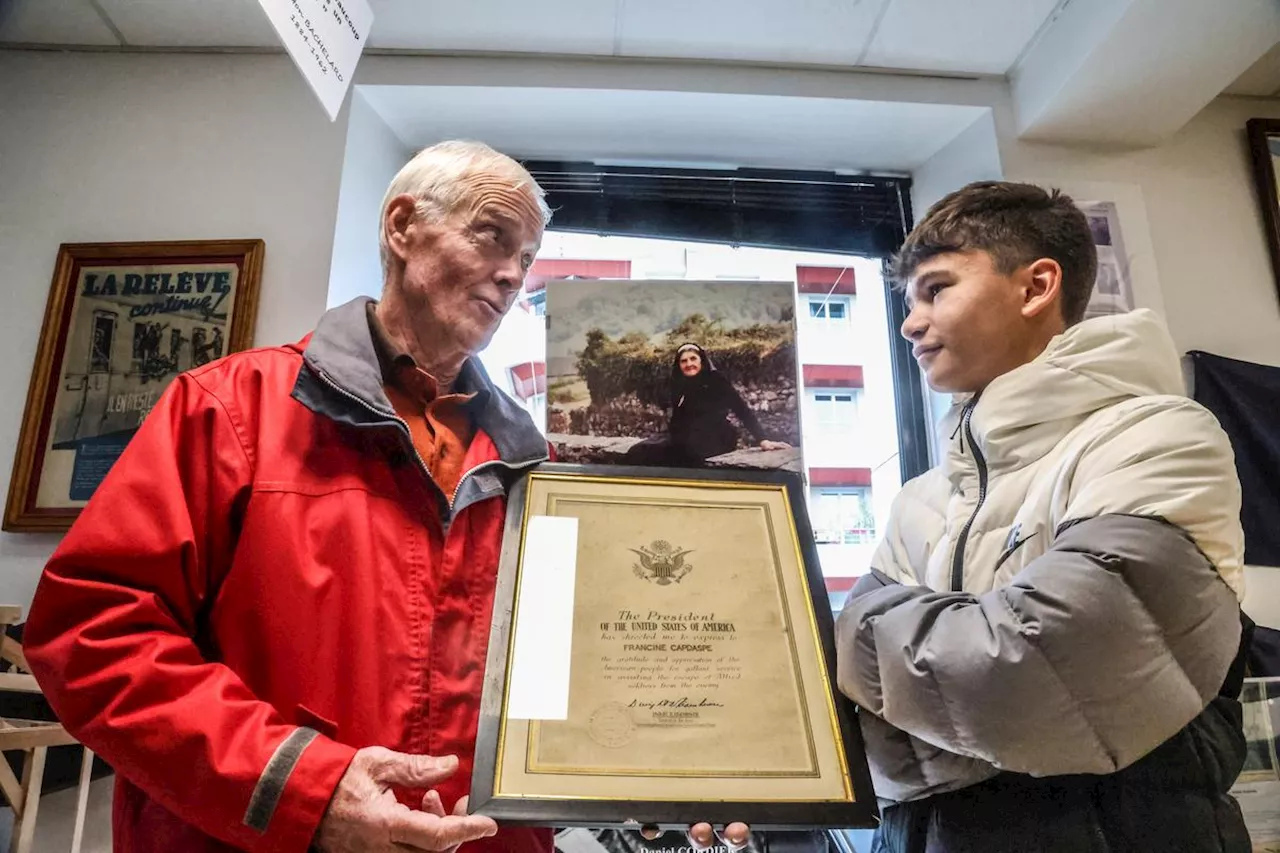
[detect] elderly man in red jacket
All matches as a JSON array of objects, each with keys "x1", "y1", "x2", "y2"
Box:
[{"x1": 24, "y1": 141, "x2": 556, "y2": 853}]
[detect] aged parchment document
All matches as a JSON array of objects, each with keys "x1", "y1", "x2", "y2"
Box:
[{"x1": 495, "y1": 475, "x2": 850, "y2": 803}]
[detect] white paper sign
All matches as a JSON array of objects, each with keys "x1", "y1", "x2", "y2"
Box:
[
  {"x1": 257, "y1": 0, "x2": 374, "y2": 121},
  {"x1": 506, "y1": 516, "x2": 579, "y2": 721}
]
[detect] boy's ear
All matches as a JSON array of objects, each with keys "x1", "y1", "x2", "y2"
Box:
[{"x1": 1022, "y1": 258, "x2": 1064, "y2": 322}]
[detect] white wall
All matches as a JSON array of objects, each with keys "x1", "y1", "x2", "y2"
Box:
[
  {"x1": 912, "y1": 111, "x2": 1004, "y2": 216},
  {"x1": 327, "y1": 88, "x2": 411, "y2": 309},
  {"x1": 0, "y1": 50, "x2": 352, "y2": 611},
  {"x1": 1004, "y1": 96, "x2": 1280, "y2": 369}
]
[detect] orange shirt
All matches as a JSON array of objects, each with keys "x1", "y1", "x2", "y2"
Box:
[
  {"x1": 368, "y1": 305, "x2": 477, "y2": 503},
  {"x1": 384, "y1": 365, "x2": 476, "y2": 502}
]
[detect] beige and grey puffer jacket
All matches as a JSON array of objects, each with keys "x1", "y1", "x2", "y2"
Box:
[{"x1": 836, "y1": 308, "x2": 1246, "y2": 804}]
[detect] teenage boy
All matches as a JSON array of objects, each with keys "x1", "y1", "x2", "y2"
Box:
[{"x1": 836, "y1": 181, "x2": 1251, "y2": 853}]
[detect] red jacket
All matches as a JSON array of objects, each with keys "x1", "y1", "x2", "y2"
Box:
[{"x1": 24, "y1": 298, "x2": 553, "y2": 853}]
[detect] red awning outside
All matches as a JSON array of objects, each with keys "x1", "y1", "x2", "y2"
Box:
[
  {"x1": 796, "y1": 265, "x2": 856, "y2": 295},
  {"x1": 824, "y1": 576, "x2": 859, "y2": 594},
  {"x1": 802, "y1": 364, "x2": 864, "y2": 388},
  {"x1": 809, "y1": 467, "x2": 873, "y2": 487},
  {"x1": 508, "y1": 362, "x2": 547, "y2": 400},
  {"x1": 524, "y1": 259, "x2": 632, "y2": 294}
]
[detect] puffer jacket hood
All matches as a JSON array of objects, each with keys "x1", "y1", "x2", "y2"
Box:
[
  {"x1": 893, "y1": 309, "x2": 1247, "y2": 601},
  {"x1": 945, "y1": 308, "x2": 1185, "y2": 485}
]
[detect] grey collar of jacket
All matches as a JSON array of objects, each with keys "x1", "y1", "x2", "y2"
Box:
[{"x1": 290, "y1": 296, "x2": 549, "y2": 470}]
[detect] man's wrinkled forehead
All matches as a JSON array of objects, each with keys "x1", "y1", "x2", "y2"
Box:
[{"x1": 459, "y1": 171, "x2": 544, "y2": 234}]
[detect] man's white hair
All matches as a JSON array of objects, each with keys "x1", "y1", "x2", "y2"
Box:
[{"x1": 378, "y1": 140, "x2": 551, "y2": 274}]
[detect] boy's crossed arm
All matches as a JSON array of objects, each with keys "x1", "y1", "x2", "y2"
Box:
[{"x1": 836, "y1": 402, "x2": 1244, "y2": 780}]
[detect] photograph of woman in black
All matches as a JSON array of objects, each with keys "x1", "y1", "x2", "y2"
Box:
[{"x1": 624, "y1": 342, "x2": 790, "y2": 467}]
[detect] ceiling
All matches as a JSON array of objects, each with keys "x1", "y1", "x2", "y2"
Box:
[
  {"x1": 1226, "y1": 42, "x2": 1280, "y2": 98},
  {"x1": 361, "y1": 85, "x2": 987, "y2": 173},
  {"x1": 4, "y1": 0, "x2": 1278, "y2": 151},
  {"x1": 0, "y1": 0, "x2": 1065, "y2": 77}
]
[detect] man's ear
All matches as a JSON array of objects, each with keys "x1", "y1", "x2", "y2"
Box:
[
  {"x1": 383, "y1": 194, "x2": 419, "y2": 265},
  {"x1": 1022, "y1": 258, "x2": 1064, "y2": 322}
]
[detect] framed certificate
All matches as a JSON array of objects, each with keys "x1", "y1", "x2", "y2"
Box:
[{"x1": 471, "y1": 464, "x2": 877, "y2": 830}]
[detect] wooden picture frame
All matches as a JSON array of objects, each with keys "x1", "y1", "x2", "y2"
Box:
[
  {"x1": 4, "y1": 240, "x2": 264, "y2": 532},
  {"x1": 471, "y1": 462, "x2": 878, "y2": 831},
  {"x1": 1247, "y1": 119, "x2": 1280, "y2": 303}
]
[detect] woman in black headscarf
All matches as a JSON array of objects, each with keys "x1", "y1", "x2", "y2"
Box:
[{"x1": 625, "y1": 342, "x2": 789, "y2": 466}]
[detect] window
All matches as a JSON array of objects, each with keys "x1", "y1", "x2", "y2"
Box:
[
  {"x1": 808, "y1": 296, "x2": 849, "y2": 322},
  {"x1": 132, "y1": 322, "x2": 163, "y2": 371},
  {"x1": 809, "y1": 389, "x2": 858, "y2": 429},
  {"x1": 519, "y1": 161, "x2": 926, "y2": 482},
  {"x1": 810, "y1": 487, "x2": 875, "y2": 545},
  {"x1": 480, "y1": 163, "x2": 925, "y2": 593},
  {"x1": 526, "y1": 289, "x2": 546, "y2": 317},
  {"x1": 169, "y1": 328, "x2": 184, "y2": 363},
  {"x1": 90, "y1": 311, "x2": 116, "y2": 373}
]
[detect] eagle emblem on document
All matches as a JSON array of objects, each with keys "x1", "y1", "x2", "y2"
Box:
[{"x1": 630, "y1": 540, "x2": 694, "y2": 585}]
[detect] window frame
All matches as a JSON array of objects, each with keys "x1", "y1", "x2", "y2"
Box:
[
  {"x1": 807, "y1": 387, "x2": 860, "y2": 430},
  {"x1": 809, "y1": 486, "x2": 876, "y2": 546},
  {"x1": 527, "y1": 161, "x2": 929, "y2": 483},
  {"x1": 807, "y1": 294, "x2": 852, "y2": 323}
]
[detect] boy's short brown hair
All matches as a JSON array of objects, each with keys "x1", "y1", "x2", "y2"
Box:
[{"x1": 893, "y1": 181, "x2": 1098, "y2": 326}]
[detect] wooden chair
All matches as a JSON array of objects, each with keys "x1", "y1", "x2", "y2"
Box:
[{"x1": 0, "y1": 606, "x2": 94, "y2": 853}]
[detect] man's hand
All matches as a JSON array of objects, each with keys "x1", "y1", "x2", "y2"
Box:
[
  {"x1": 759, "y1": 440, "x2": 790, "y2": 452},
  {"x1": 689, "y1": 822, "x2": 750, "y2": 851},
  {"x1": 313, "y1": 746, "x2": 497, "y2": 853}
]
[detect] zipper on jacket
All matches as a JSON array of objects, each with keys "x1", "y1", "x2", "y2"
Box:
[
  {"x1": 449, "y1": 456, "x2": 547, "y2": 510},
  {"x1": 316, "y1": 366, "x2": 442, "y2": 762},
  {"x1": 314, "y1": 366, "x2": 548, "y2": 512},
  {"x1": 949, "y1": 398, "x2": 988, "y2": 591},
  {"x1": 313, "y1": 368, "x2": 433, "y2": 481}
]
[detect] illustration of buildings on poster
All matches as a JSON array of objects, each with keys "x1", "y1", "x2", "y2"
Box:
[{"x1": 38, "y1": 264, "x2": 238, "y2": 506}]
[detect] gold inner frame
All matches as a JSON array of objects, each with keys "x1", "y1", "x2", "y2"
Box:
[{"x1": 491, "y1": 472, "x2": 854, "y2": 804}]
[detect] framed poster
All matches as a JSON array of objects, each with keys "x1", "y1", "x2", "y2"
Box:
[
  {"x1": 3, "y1": 240, "x2": 264, "y2": 532},
  {"x1": 1248, "y1": 118, "x2": 1280, "y2": 305},
  {"x1": 471, "y1": 463, "x2": 877, "y2": 831},
  {"x1": 1076, "y1": 200, "x2": 1135, "y2": 319}
]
